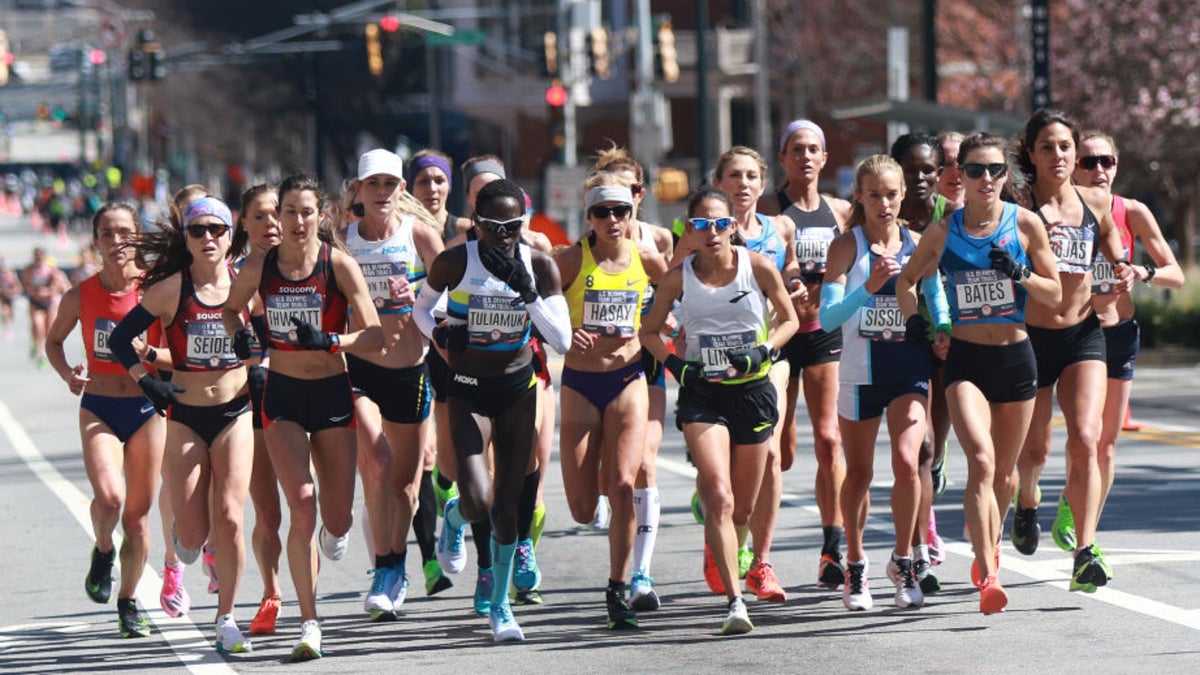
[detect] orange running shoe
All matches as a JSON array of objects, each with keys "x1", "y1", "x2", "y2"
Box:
[
  {"x1": 745, "y1": 561, "x2": 787, "y2": 603},
  {"x1": 248, "y1": 595, "x2": 281, "y2": 635},
  {"x1": 970, "y1": 546, "x2": 1002, "y2": 588},
  {"x1": 978, "y1": 575, "x2": 1008, "y2": 615},
  {"x1": 703, "y1": 545, "x2": 726, "y2": 595}
]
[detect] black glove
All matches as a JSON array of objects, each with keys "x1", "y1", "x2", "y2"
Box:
[
  {"x1": 232, "y1": 328, "x2": 255, "y2": 361},
  {"x1": 291, "y1": 316, "x2": 337, "y2": 352},
  {"x1": 433, "y1": 323, "x2": 469, "y2": 353},
  {"x1": 664, "y1": 354, "x2": 707, "y2": 388},
  {"x1": 138, "y1": 374, "x2": 185, "y2": 415},
  {"x1": 904, "y1": 314, "x2": 931, "y2": 347},
  {"x1": 989, "y1": 242, "x2": 1031, "y2": 282},
  {"x1": 247, "y1": 364, "x2": 267, "y2": 401},
  {"x1": 479, "y1": 244, "x2": 538, "y2": 304},
  {"x1": 724, "y1": 344, "x2": 771, "y2": 377}
]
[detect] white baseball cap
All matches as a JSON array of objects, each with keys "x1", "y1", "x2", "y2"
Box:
[{"x1": 357, "y1": 149, "x2": 405, "y2": 181}]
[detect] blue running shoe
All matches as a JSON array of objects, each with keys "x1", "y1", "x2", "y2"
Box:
[
  {"x1": 629, "y1": 571, "x2": 660, "y2": 611},
  {"x1": 512, "y1": 538, "x2": 541, "y2": 592},
  {"x1": 474, "y1": 567, "x2": 494, "y2": 616},
  {"x1": 437, "y1": 497, "x2": 466, "y2": 574},
  {"x1": 363, "y1": 567, "x2": 397, "y2": 621}
]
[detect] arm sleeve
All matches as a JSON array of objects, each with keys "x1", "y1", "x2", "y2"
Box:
[
  {"x1": 413, "y1": 284, "x2": 446, "y2": 341},
  {"x1": 109, "y1": 304, "x2": 158, "y2": 370},
  {"x1": 921, "y1": 272, "x2": 951, "y2": 330},
  {"x1": 818, "y1": 282, "x2": 870, "y2": 331},
  {"x1": 525, "y1": 295, "x2": 572, "y2": 354},
  {"x1": 249, "y1": 313, "x2": 269, "y2": 351}
]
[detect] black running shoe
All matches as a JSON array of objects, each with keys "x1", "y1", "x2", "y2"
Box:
[
  {"x1": 117, "y1": 598, "x2": 150, "y2": 638},
  {"x1": 818, "y1": 553, "x2": 845, "y2": 588},
  {"x1": 605, "y1": 586, "x2": 638, "y2": 630},
  {"x1": 1010, "y1": 505, "x2": 1040, "y2": 555},
  {"x1": 86, "y1": 546, "x2": 115, "y2": 604},
  {"x1": 1070, "y1": 544, "x2": 1109, "y2": 593},
  {"x1": 513, "y1": 589, "x2": 544, "y2": 606}
]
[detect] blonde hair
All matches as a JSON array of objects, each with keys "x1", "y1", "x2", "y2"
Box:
[
  {"x1": 584, "y1": 170, "x2": 633, "y2": 192},
  {"x1": 846, "y1": 155, "x2": 904, "y2": 228},
  {"x1": 591, "y1": 143, "x2": 643, "y2": 183},
  {"x1": 715, "y1": 146, "x2": 769, "y2": 183}
]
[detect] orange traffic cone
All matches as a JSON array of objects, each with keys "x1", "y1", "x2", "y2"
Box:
[{"x1": 1121, "y1": 405, "x2": 1144, "y2": 431}]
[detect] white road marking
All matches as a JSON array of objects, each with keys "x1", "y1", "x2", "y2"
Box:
[{"x1": 0, "y1": 401, "x2": 236, "y2": 673}]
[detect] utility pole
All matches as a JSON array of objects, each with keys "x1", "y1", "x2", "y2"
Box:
[
  {"x1": 752, "y1": 0, "x2": 771, "y2": 162},
  {"x1": 696, "y1": 0, "x2": 710, "y2": 181}
]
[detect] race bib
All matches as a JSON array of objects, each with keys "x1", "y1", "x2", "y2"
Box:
[
  {"x1": 93, "y1": 318, "x2": 118, "y2": 363},
  {"x1": 582, "y1": 289, "x2": 638, "y2": 338},
  {"x1": 467, "y1": 296, "x2": 527, "y2": 346},
  {"x1": 186, "y1": 321, "x2": 239, "y2": 369},
  {"x1": 858, "y1": 295, "x2": 905, "y2": 341},
  {"x1": 697, "y1": 330, "x2": 756, "y2": 380},
  {"x1": 1048, "y1": 224, "x2": 1095, "y2": 274},
  {"x1": 265, "y1": 293, "x2": 323, "y2": 346},
  {"x1": 1091, "y1": 252, "x2": 1121, "y2": 296},
  {"x1": 795, "y1": 230, "x2": 834, "y2": 276},
  {"x1": 361, "y1": 261, "x2": 411, "y2": 314},
  {"x1": 953, "y1": 269, "x2": 1017, "y2": 321}
]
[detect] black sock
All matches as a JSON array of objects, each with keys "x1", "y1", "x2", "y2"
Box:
[
  {"x1": 375, "y1": 554, "x2": 390, "y2": 569},
  {"x1": 517, "y1": 471, "x2": 540, "y2": 541},
  {"x1": 822, "y1": 525, "x2": 844, "y2": 557},
  {"x1": 472, "y1": 519, "x2": 493, "y2": 568},
  {"x1": 394, "y1": 548, "x2": 407, "y2": 570},
  {"x1": 436, "y1": 471, "x2": 454, "y2": 491},
  {"x1": 607, "y1": 578, "x2": 625, "y2": 592},
  {"x1": 413, "y1": 470, "x2": 437, "y2": 564}
]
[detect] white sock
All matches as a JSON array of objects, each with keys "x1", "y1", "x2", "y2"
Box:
[
  {"x1": 914, "y1": 544, "x2": 930, "y2": 565},
  {"x1": 632, "y1": 486, "x2": 660, "y2": 575}
]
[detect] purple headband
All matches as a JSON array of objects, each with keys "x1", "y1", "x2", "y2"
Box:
[
  {"x1": 778, "y1": 119, "x2": 827, "y2": 154},
  {"x1": 409, "y1": 154, "x2": 453, "y2": 191}
]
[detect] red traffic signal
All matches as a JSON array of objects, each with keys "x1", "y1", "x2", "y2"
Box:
[
  {"x1": 379, "y1": 15, "x2": 400, "y2": 33},
  {"x1": 545, "y1": 82, "x2": 567, "y2": 108},
  {"x1": 89, "y1": 49, "x2": 106, "y2": 65}
]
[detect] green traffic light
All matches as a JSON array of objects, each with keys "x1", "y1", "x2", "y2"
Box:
[{"x1": 51, "y1": 108, "x2": 66, "y2": 122}]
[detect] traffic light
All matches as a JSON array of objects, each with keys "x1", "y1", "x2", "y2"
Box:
[
  {"x1": 588, "y1": 27, "x2": 610, "y2": 79},
  {"x1": 148, "y1": 49, "x2": 165, "y2": 80},
  {"x1": 546, "y1": 79, "x2": 567, "y2": 154},
  {"x1": 128, "y1": 49, "x2": 147, "y2": 80},
  {"x1": 365, "y1": 23, "x2": 383, "y2": 76},
  {"x1": 656, "y1": 21, "x2": 679, "y2": 83},
  {"x1": 379, "y1": 15, "x2": 400, "y2": 33},
  {"x1": 542, "y1": 31, "x2": 558, "y2": 77}
]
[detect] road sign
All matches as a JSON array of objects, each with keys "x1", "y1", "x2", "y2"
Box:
[
  {"x1": 425, "y1": 30, "x2": 486, "y2": 47},
  {"x1": 99, "y1": 14, "x2": 128, "y2": 50}
]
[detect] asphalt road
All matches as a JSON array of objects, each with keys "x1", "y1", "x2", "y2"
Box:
[{"x1": 1, "y1": 213, "x2": 1198, "y2": 674}]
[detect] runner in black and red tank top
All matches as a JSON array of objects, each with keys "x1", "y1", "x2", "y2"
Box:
[{"x1": 222, "y1": 174, "x2": 382, "y2": 662}]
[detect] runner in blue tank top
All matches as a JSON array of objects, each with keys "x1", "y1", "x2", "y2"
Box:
[{"x1": 897, "y1": 133, "x2": 1061, "y2": 616}]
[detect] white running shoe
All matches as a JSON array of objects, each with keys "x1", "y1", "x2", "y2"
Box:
[
  {"x1": 214, "y1": 615, "x2": 252, "y2": 654},
  {"x1": 437, "y1": 497, "x2": 467, "y2": 574},
  {"x1": 589, "y1": 495, "x2": 611, "y2": 531},
  {"x1": 318, "y1": 524, "x2": 350, "y2": 561},
  {"x1": 490, "y1": 604, "x2": 525, "y2": 642},
  {"x1": 291, "y1": 619, "x2": 323, "y2": 661},
  {"x1": 842, "y1": 560, "x2": 873, "y2": 611},
  {"x1": 364, "y1": 567, "x2": 396, "y2": 619},
  {"x1": 389, "y1": 568, "x2": 408, "y2": 610},
  {"x1": 721, "y1": 597, "x2": 753, "y2": 635},
  {"x1": 887, "y1": 555, "x2": 925, "y2": 609}
]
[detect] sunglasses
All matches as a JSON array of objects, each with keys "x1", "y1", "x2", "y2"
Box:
[
  {"x1": 477, "y1": 216, "x2": 524, "y2": 234},
  {"x1": 961, "y1": 163, "x2": 1008, "y2": 180},
  {"x1": 688, "y1": 217, "x2": 734, "y2": 231},
  {"x1": 1078, "y1": 155, "x2": 1116, "y2": 171},
  {"x1": 186, "y1": 223, "x2": 229, "y2": 238},
  {"x1": 588, "y1": 204, "x2": 633, "y2": 220}
]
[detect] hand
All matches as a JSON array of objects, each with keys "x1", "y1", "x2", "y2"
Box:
[
  {"x1": 479, "y1": 244, "x2": 538, "y2": 304},
  {"x1": 932, "y1": 329, "x2": 951, "y2": 361},
  {"x1": 570, "y1": 328, "x2": 596, "y2": 353},
  {"x1": 724, "y1": 344, "x2": 770, "y2": 377},
  {"x1": 433, "y1": 323, "x2": 469, "y2": 352},
  {"x1": 989, "y1": 243, "x2": 1031, "y2": 282},
  {"x1": 66, "y1": 363, "x2": 91, "y2": 396},
  {"x1": 138, "y1": 374, "x2": 185, "y2": 415},
  {"x1": 388, "y1": 276, "x2": 415, "y2": 306},
  {"x1": 866, "y1": 255, "x2": 902, "y2": 293},
  {"x1": 291, "y1": 317, "x2": 336, "y2": 352},
  {"x1": 1113, "y1": 261, "x2": 1137, "y2": 293},
  {"x1": 904, "y1": 314, "x2": 930, "y2": 347},
  {"x1": 233, "y1": 328, "x2": 256, "y2": 360},
  {"x1": 664, "y1": 354, "x2": 706, "y2": 388},
  {"x1": 247, "y1": 364, "x2": 267, "y2": 401},
  {"x1": 788, "y1": 277, "x2": 810, "y2": 308}
]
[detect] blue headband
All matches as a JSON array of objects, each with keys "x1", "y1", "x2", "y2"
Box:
[
  {"x1": 409, "y1": 155, "x2": 453, "y2": 192},
  {"x1": 184, "y1": 196, "x2": 233, "y2": 227},
  {"x1": 779, "y1": 119, "x2": 827, "y2": 154}
]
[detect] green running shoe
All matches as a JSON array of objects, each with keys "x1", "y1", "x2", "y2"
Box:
[
  {"x1": 530, "y1": 503, "x2": 546, "y2": 549},
  {"x1": 737, "y1": 546, "x2": 753, "y2": 579},
  {"x1": 431, "y1": 466, "x2": 458, "y2": 517},
  {"x1": 605, "y1": 585, "x2": 638, "y2": 630},
  {"x1": 86, "y1": 546, "x2": 115, "y2": 604},
  {"x1": 1051, "y1": 491, "x2": 1077, "y2": 552},
  {"x1": 690, "y1": 491, "x2": 705, "y2": 524},
  {"x1": 423, "y1": 559, "x2": 453, "y2": 596},
  {"x1": 1094, "y1": 543, "x2": 1115, "y2": 580},
  {"x1": 1070, "y1": 544, "x2": 1109, "y2": 593},
  {"x1": 117, "y1": 598, "x2": 150, "y2": 638}
]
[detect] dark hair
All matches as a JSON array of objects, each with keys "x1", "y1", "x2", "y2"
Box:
[
  {"x1": 475, "y1": 178, "x2": 525, "y2": 215},
  {"x1": 232, "y1": 184, "x2": 276, "y2": 259},
  {"x1": 1015, "y1": 108, "x2": 1080, "y2": 182},
  {"x1": 277, "y1": 174, "x2": 340, "y2": 247},
  {"x1": 959, "y1": 133, "x2": 1021, "y2": 204},
  {"x1": 135, "y1": 221, "x2": 189, "y2": 289},
  {"x1": 91, "y1": 201, "x2": 140, "y2": 239},
  {"x1": 889, "y1": 131, "x2": 943, "y2": 166},
  {"x1": 685, "y1": 188, "x2": 743, "y2": 246}
]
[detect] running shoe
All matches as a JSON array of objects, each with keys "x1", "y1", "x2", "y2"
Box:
[
  {"x1": 690, "y1": 490, "x2": 705, "y2": 524},
  {"x1": 159, "y1": 563, "x2": 190, "y2": 618},
  {"x1": 318, "y1": 524, "x2": 349, "y2": 561},
  {"x1": 202, "y1": 545, "x2": 219, "y2": 594},
  {"x1": 721, "y1": 597, "x2": 753, "y2": 636},
  {"x1": 703, "y1": 545, "x2": 726, "y2": 595},
  {"x1": 1010, "y1": 484, "x2": 1042, "y2": 556},
  {"x1": 389, "y1": 568, "x2": 408, "y2": 610},
  {"x1": 932, "y1": 456, "x2": 948, "y2": 501},
  {"x1": 214, "y1": 615, "x2": 252, "y2": 654},
  {"x1": 512, "y1": 589, "x2": 544, "y2": 606},
  {"x1": 745, "y1": 561, "x2": 787, "y2": 603},
  {"x1": 291, "y1": 619, "x2": 323, "y2": 661},
  {"x1": 1051, "y1": 491, "x2": 1077, "y2": 552},
  {"x1": 928, "y1": 510, "x2": 946, "y2": 565},
  {"x1": 737, "y1": 546, "x2": 753, "y2": 579},
  {"x1": 437, "y1": 497, "x2": 466, "y2": 573},
  {"x1": 512, "y1": 538, "x2": 541, "y2": 592},
  {"x1": 117, "y1": 598, "x2": 150, "y2": 638},
  {"x1": 490, "y1": 604, "x2": 525, "y2": 642},
  {"x1": 423, "y1": 559, "x2": 453, "y2": 596},
  {"x1": 431, "y1": 465, "x2": 458, "y2": 517},
  {"x1": 605, "y1": 585, "x2": 638, "y2": 630},
  {"x1": 842, "y1": 561, "x2": 872, "y2": 611},
  {"x1": 364, "y1": 567, "x2": 397, "y2": 621},
  {"x1": 530, "y1": 503, "x2": 547, "y2": 549},
  {"x1": 887, "y1": 556, "x2": 924, "y2": 609},
  {"x1": 970, "y1": 546, "x2": 1001, "y2": 588},
  {"x1": 86, "y1": 546, "x2": 115, "y2": 604},
  {"x1": 1070, "y1": 544, "x2": 1109, "y2": 593},
  {"x1": 1095, "y1": 544, "x2": 1115, "y2": 580},
  {"x1": 978, "y1": 575, "x2": 1008, "y2": 615},
  {"x1": 590, "y1": 495, "x2": 611, "y2": 531},
  {"x1": 248, "y1": 596, "x2": 281, "y2": 636},
  {"x1": 915, "y1": 558, "x2": 941, "y2": 594},
  {"x1": 474, "y1": 567, "x2": 494, "y2": 616},
  {"x1": 629, "y1": 571, "x2": 660, "y2": 611},
  {"x1": 817, "y1": 552, "x2": 845, "y2": 589}
]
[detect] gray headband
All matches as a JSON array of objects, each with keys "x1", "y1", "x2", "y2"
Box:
[
  {"x1": 585, "y1": 185, "x2": 634, "y2": 209},
  {"x1": 779, "y1": 119, "x2": 827, "y2": 153},
  {"x1": 464, "y1": 160, "x2": 506, "y2": 185}
]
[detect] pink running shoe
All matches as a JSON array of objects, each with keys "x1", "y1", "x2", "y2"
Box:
[
  {"x1": 202, "y1": 546, "x2": 219, "y2": 594},
  {"x1": 160, "y1": 563, "x2": 191, "y2": 617},
  {"x1": 928, "y1": 510, "x2": 946, "y2": 566}
]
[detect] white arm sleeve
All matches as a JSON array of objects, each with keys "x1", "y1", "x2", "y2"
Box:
[
  {"x1": 413, "y1": 284, "x2": 446, "y2": 341},
  {"x1": 526, "y1": 294, "x2": 572, "y2": 355}
]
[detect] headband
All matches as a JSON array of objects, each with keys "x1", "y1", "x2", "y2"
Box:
[
  {"x1": 463, "y1": 160, "x2": 506, "y2": 185},
  {"x1": 409, "y1": 155, "x2": 453, "y2": 191},
  {"x1": 585, "y1": 185, "x2": 633, "y2": 209},
  {"x1": 779, "y1": 119, "x2": 827, "y2": 154},
  {"x1": 184, "y1": 196, "x2": 233, "y2": 227}
]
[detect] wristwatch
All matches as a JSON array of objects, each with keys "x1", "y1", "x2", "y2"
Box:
[
  {"x1": 1143, "y1": 261, "x2": 1157, "y2": 284},
  {"x1": 328, "y1": 333, "x2": 342, "y2": 354}
]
